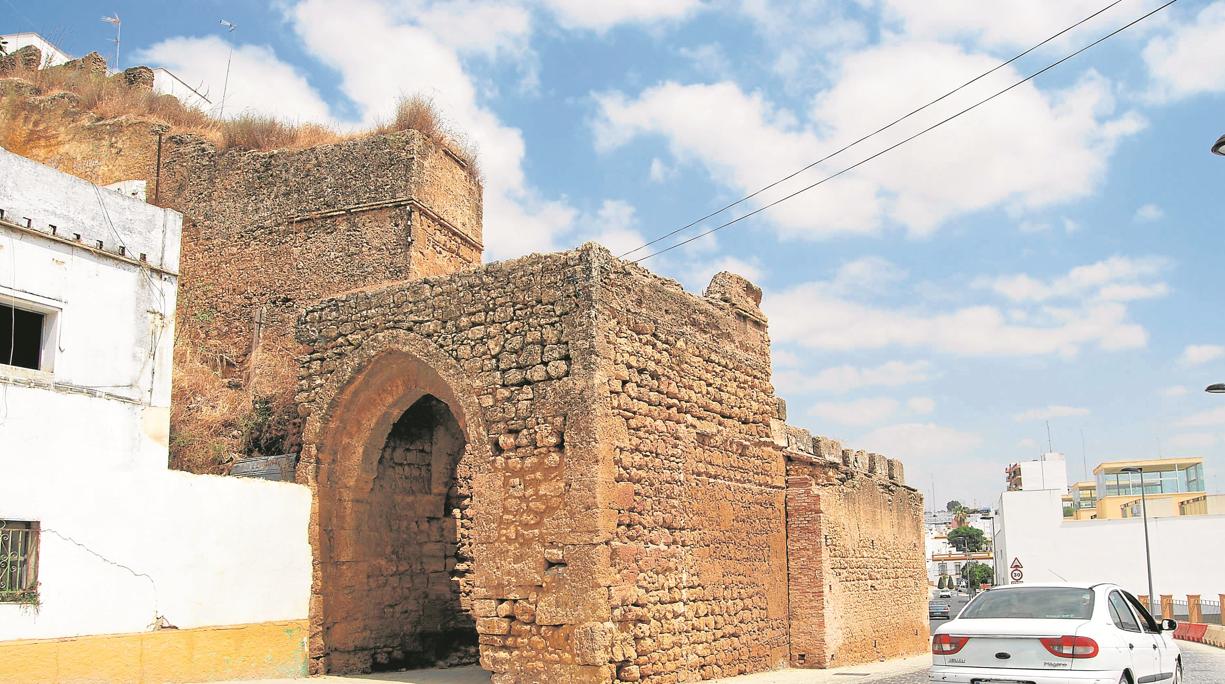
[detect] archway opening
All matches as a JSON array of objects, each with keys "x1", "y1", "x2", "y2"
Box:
[{"x1": 320, "y1": 393, "x2": 477, "y2": 673}]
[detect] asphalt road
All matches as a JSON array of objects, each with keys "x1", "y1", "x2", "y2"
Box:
[
  {"x1": 929, "y1": 593, "x2": 971, "y2": 632},
  {"x1": 866, "y1": 640, "x2": 1225, "y2": 684}
]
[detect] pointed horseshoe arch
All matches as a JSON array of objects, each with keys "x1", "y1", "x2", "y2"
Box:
[{"x1": 297, "y1": 331, "x2": 495, "y2": 674}]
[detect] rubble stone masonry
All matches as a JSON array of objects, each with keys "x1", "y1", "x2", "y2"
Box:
[
  {"x1": 157, "y1": 129, "x2": 482, "y2": 376},
  {"x1": 294, "y1": 244, "x2": 927, "y2": 682},
  {"x1": 781, "y1": 428, "x2": 928, "y2": 668}
]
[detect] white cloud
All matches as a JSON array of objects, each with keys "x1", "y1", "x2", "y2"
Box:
[
  {"x1": 1018, "y1": 437, "x2": 1039, "y2": 449},
  {"x1": 1014, "y1": 405, "x2": 1090, "y2": 422},
  {"x1": 679, "y1": 255, "x2": 764, "y2": 293},
  {"x1": 858, "y1": 422, "x2": 982, "y2": 460},
  {"x1": 829, "y1": 256, "x2": 907, "y2": 295},
  {"x1": 594, "y1": 42, "x2": 1143, "y2": 241},
  {"x1": 773, "y1": 359, "x2": 933, "y2": 395},
  {"x1": 767, "y1": 280, "x2": 1148, "y2": 357},
  {"x1": 907, "y1": 396, "x2": 936, "y2": 414},
  {"x1": 648, "y1": 157, "x2": 675, "y2": 183},
  {"x1": 288, "y1": 0, "x2": 577, "y2": 259},
  {"x1": 404, "y1": 0, "x2": 533, "y2": 59},
  {"x1": 541, "y1": 0, "x2": 702, "y2": 31},
  {"x1": 576, "y1": 200, "x2": 646, "y2": 256},
  {"x1": 1182, "y1": 346, "x2": 1225, "y2": 368},
  {"x1": 1143, "y1": 2, "x2": 1225, "y2": 102},
  {"x1": 677, "y1": 43, "x2": 731, "y2": 77},
  {"x1": 1168, "y1": 432, "x2": 1218, "y2": 450},
  {"x1": 1175, "y1": 407, "x2": 1225, "y2": 428},
  {"x1": 809, "y1": 397, "x2": 899, "y2": 426},
  {"x1": 977, "y1": 256, "x2": 1170, "y2": 304},
  {"x1": 876, "y1": 0, "x2": 1127, "y2": 50},
  {"x1": 134, "y1": 37, "x2": 333, "y2": 122},
  {"x1": 1161, "y1": 385, "x2": 1188, "y2": 398},
  {"x1": 1180, "y1": 344, "x2": 1225, "y2": 366},
  {"x1": 734, "y1": 1, "x2": 867, "y2": 83},
  {"x1": 1134, "y1": 203, "x2": 1164, "y2": 222}
]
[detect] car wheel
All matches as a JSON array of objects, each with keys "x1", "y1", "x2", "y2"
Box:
[
  {"x1": 1118, "y1": 673, "x2": 1130, "y2": 684},
  {"x1": 1172, "y1": 660, "x2": 1182, "y2": 684}
]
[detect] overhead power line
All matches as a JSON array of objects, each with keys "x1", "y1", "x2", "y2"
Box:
[
  {"x1": 630, "y1": 0, "x2": 1177, "y2": 264},
  {"x1": 617, "y1": 0, "x2": 1123, "y2": 259}
]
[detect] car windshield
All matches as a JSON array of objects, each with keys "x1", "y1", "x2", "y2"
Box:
[{"x1": 958, "y1": 587, "x2": 1094, "y2": 620}]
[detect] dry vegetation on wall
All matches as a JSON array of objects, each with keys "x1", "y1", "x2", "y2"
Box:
[
  {"x1": 170, "y1": 329, "x2": 303, "y2": 474},
  {"x1": 0, "y1": 54, "x2": 479, "y2": 175}
]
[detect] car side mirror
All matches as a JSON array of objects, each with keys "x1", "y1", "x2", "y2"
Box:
[{"x1": 1161, "y1": 619, "x2": 1177, "y2": 631}]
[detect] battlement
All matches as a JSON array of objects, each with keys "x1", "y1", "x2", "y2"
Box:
[{"x1": 771, "y1": 405, "x2": 908, "y2": 487}]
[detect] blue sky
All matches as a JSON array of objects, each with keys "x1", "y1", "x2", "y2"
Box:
[{"x1": 11, "y1": 0, "x2": 1225, "y2": 505}]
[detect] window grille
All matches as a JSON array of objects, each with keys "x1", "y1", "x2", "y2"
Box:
[{"x1": 0, "y1": 520, "x2": 39, "y2": 602}]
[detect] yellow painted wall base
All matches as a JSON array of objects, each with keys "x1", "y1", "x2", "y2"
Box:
[{"x1": 0, "y1": 619, "x2": 309, "y2": 684}]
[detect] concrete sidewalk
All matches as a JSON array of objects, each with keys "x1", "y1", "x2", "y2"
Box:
[
  {"x1": 202, "y1": 654, "x2": 930, "y2": 684},
  {"x1": 709, "y1": 654, "x2": 929, "y2": 683}
]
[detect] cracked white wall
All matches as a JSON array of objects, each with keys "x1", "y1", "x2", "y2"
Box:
[{"x1": 0, "y1": 148, "x2": 311, "y2": 641}]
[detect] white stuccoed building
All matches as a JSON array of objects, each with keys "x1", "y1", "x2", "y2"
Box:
[
  {"x1": 0, "y1": 32, "x2": 71, "y2": 66},
  {"x1": 994, "y1": 468, "x2": 1225, "y2": 601},
  {"x1": 0, "y1": 147, "x2": 313, "y2": 679}
]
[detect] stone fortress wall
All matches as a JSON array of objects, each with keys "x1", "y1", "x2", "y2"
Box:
[
  {"x1": 293, "y1": 245, "x2": 927, "y2": 682},
  {"x1": 777, "y1": 423, "x2": 928, "y2": 669}
]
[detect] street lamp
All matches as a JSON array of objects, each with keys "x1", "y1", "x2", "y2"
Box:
[
  {"x1": 1213, "y1": 134, "x2": 1225, "y2": 156},
  {"x1": 1120, "y1": 466, "x2": 1156, "y2": 615},
  {"x1": 1205, "y1": 383, "x2": 1225, "y2": 394},
  {"x1": 981, "y1": 511, "x2": 997, "y2": 587}
]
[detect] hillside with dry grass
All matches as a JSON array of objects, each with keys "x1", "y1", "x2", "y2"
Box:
[
  {"x1": 0, "y1": 47, "x2": 479, "y2": 171},
  {"x1": 2, "y1": 47, "x2": 482, "y2": 474}
]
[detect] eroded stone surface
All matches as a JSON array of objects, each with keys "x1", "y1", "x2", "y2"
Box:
[{"x1": 294, "y1": 245, "x2": 927, "y2": 683}]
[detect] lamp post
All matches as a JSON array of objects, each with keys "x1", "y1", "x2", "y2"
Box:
[
  {"x1": 1213, "y1": 134, "x2": 1225, "y2": 156},
  {"x1": 982, "y1": 511, "x2": 998, "y2": 587},
  {"x1": 1121, "y1": 466, "x2": 1156, "y2": 615},
  {"x1": 1206, "y1": 383, "x2": 1225, "y2": 394}
]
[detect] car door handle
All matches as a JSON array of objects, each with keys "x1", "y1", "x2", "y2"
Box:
[
  {"x1": 1129, "y1": 643, "x2": 1135, "y2": 649},
  {"x1": 1152, "y1": 644, "x2": 1158, "y2": 649}
]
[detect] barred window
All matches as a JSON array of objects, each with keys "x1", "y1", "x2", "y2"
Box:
[{"x1": 0, "y1": 520, "x2": 39, "y2": 602}]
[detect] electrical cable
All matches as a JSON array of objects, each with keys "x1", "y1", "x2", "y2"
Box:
[
  {"x1": 616, "y1": 0, "x2": 1125, "y2": 259},
  {"x1": 631, "y1": 0, "x2": 1177, "y2": 264}
]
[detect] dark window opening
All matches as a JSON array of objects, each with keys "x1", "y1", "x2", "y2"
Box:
[{"x1": 1, "y1": 304, "x2": 45, "y2": 370}]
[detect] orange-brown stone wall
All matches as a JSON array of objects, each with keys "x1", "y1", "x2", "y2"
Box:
[
  {"x1": 596, "y1": 261, "x2": 789, "y2": 683},
  {"x1": 295, "y1": 247, "x2": 614, "y2": 682},
  {"x1": 786, "y1": 452, "x2": 928, "y2": 669}
]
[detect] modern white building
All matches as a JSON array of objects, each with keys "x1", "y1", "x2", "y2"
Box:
[
  {"x1": 994, "y1": 475, "x2": 1225, "y2": 599},
  {"x1": 0, "y1": 147, "x2": 312, "y2": 679},
  {"x1": 924, "y1": 510, "x2": 995, "y2": 585},
  {"x1": 1005, "y1": 451, "x2": 1068, "y2": 492},
  {"x1": 0, "y1": 32, "x2": 71, "y2": 66}
]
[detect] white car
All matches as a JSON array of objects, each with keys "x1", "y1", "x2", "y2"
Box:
[{"x1": 931, "y1": 582, "x2": 1181, "y2": 684}]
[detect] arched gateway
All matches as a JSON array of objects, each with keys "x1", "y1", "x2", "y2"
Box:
[
  {"x1": 291, "y1": 247, "x2": 928, "y2": 684},
  {"x1": 296, "y1": 331, "x2": 495, "y2": 674}
]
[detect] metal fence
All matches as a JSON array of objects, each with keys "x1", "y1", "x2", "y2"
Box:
[
  {"x1": 1171, "y1": 599, "x2": 1189, "y2": 621},
  {"x1": 0, "y1": 520, "x2": 39, "y2": 601},
  {"x1": 1202, "y1": 599, "x2": 1222, "y2": 626}
]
